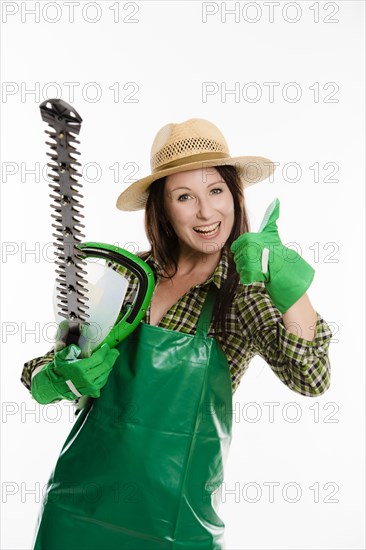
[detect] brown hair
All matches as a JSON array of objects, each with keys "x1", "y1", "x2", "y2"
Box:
[{"x1": 138, "y1": 165, "x2": 250, "y2": 339}]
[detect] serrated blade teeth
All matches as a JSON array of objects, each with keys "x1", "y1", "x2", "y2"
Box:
[
  {"x1": 75, "y1": 268, "x2": 88, "y2": 276},
  {"x1": 46, "y1": 153, "x2": 58, "y2": 161},
  {"x1": 49, "y1": 194, "x2": 84, "y2": 205},
  {"x1": 41, "y1": 99, "x2": 89, "y2": 322}
]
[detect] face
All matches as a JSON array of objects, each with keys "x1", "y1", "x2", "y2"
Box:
[{"x1": 164, "y1": 167, "x2": 235, "y2": 257}]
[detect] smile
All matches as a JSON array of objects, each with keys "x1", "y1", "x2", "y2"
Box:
[{"x1": 193, "y1": 222, "x2": 221, "y2": 235}]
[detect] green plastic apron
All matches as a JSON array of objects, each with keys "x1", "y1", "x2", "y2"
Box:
[{"x1": 33, "y1": 284, "x2": 233, "y2": 549}]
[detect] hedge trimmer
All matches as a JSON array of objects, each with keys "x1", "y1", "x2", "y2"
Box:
[{"x1": 39, "y1": 98, "x2": 155, "y2": 361}]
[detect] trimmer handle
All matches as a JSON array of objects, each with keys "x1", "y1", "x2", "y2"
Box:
[{"x1": 76, "y1": 242, "x2": 155, "y2": 350}]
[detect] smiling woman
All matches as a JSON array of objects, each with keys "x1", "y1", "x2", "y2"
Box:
[
  {"x1": 143, "y1": 163, "x2": 249, "y2": 338},
  {"x1": 144, "y1": 165, "x2": 244, "y2": 330},
  {"x1": 22, "y1": 118, "x2": 333, "y2": 550}
]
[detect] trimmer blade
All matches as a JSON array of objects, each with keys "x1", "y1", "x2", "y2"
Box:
[{"x1": 40, "y1": 99, "x2": 89, "y2": 324}]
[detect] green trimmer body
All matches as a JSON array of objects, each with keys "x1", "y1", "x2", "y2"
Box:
[{"x1": 76, "y1": 241, "x2": 155, "y2": 350}]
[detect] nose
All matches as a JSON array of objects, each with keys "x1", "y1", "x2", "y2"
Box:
[{"x1": 195, "y1": 197, "x2": 213, "y2": 219}]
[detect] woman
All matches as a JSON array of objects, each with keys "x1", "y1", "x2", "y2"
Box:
[{"x1": 22, "y1": 118, "x2": 333, "y2": 549}]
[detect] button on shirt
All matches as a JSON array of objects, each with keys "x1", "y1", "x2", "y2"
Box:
[{"x1": 21, "y1": 247, "x2": 333, "y2": 401}]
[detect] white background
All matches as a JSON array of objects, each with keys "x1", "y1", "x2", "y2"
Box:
[{"x1": 1, "y1": 1, "x2": 365, "y2": 549}]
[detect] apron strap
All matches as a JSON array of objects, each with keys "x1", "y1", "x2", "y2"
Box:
[{"x1": 196, "y1": 283, "x2": 217, "y2": 338}]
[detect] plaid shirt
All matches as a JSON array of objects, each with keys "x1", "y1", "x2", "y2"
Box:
[{"x1": 21, "y1": 246, "x2": 332, "y2": 403}]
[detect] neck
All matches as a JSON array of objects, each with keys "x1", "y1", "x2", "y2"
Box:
[{"x1": 166, "y1": 248, "x2": 222, "y2": 279}]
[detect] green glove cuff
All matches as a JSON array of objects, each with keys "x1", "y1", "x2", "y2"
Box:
[
  {"x1": 31, "y1": 362, "x2": 77, "y2": 404},
  {"x1": 266, "y1": 254, "x2": 315, "y2": 313}
]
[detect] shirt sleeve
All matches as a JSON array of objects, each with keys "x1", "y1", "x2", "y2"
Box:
[
  {"x1": 237, "y1": 282, "x2": 333, "y2": 397},
  {"x1": 20, "y1": 348, "x2": 55, "y2": 393}
]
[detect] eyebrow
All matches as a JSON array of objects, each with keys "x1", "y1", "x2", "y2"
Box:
[{"x1": 170, "y1": 181, "x2": 224, "y2": 192}]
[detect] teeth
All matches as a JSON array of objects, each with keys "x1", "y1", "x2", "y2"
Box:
[{"x1": 193, "y1": 222, "x2": 220, "y2": 233}]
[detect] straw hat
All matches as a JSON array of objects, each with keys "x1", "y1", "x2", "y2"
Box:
[{"x1": 116, "y1": 118, "x2": 275, "y2": 211}]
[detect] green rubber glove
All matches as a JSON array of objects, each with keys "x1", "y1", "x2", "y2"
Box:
[
  {"x1": 230, "y1": 197, "x2": 315, "y2": 313},
  {"x1": 31, "y1": 343, "x2": 120, "y2": 405}
]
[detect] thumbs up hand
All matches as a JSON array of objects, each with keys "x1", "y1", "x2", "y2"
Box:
[{"x1": 230, "y1": 198, "x2": 315, "y2": 313}]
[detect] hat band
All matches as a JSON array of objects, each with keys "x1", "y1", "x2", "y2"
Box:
[{"x1": 152, "y1": 151, "x2": 229, "y2": 173}]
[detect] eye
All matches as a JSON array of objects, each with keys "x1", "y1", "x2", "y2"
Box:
[
  {"x1": 177, "y1": 193, "x2": 190, "y2": 202},
  {"x1": 177, "y1": 187, "x2": 223, "y2": 201}
]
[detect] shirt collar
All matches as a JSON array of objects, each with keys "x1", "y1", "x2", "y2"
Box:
[{"x1": 144, "y1": 246, "x2": 230, "y2": 290}]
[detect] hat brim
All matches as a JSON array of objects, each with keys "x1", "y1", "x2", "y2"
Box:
[{"x1": 116, "y1": 155, "x2": 275, "y2": 211}]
